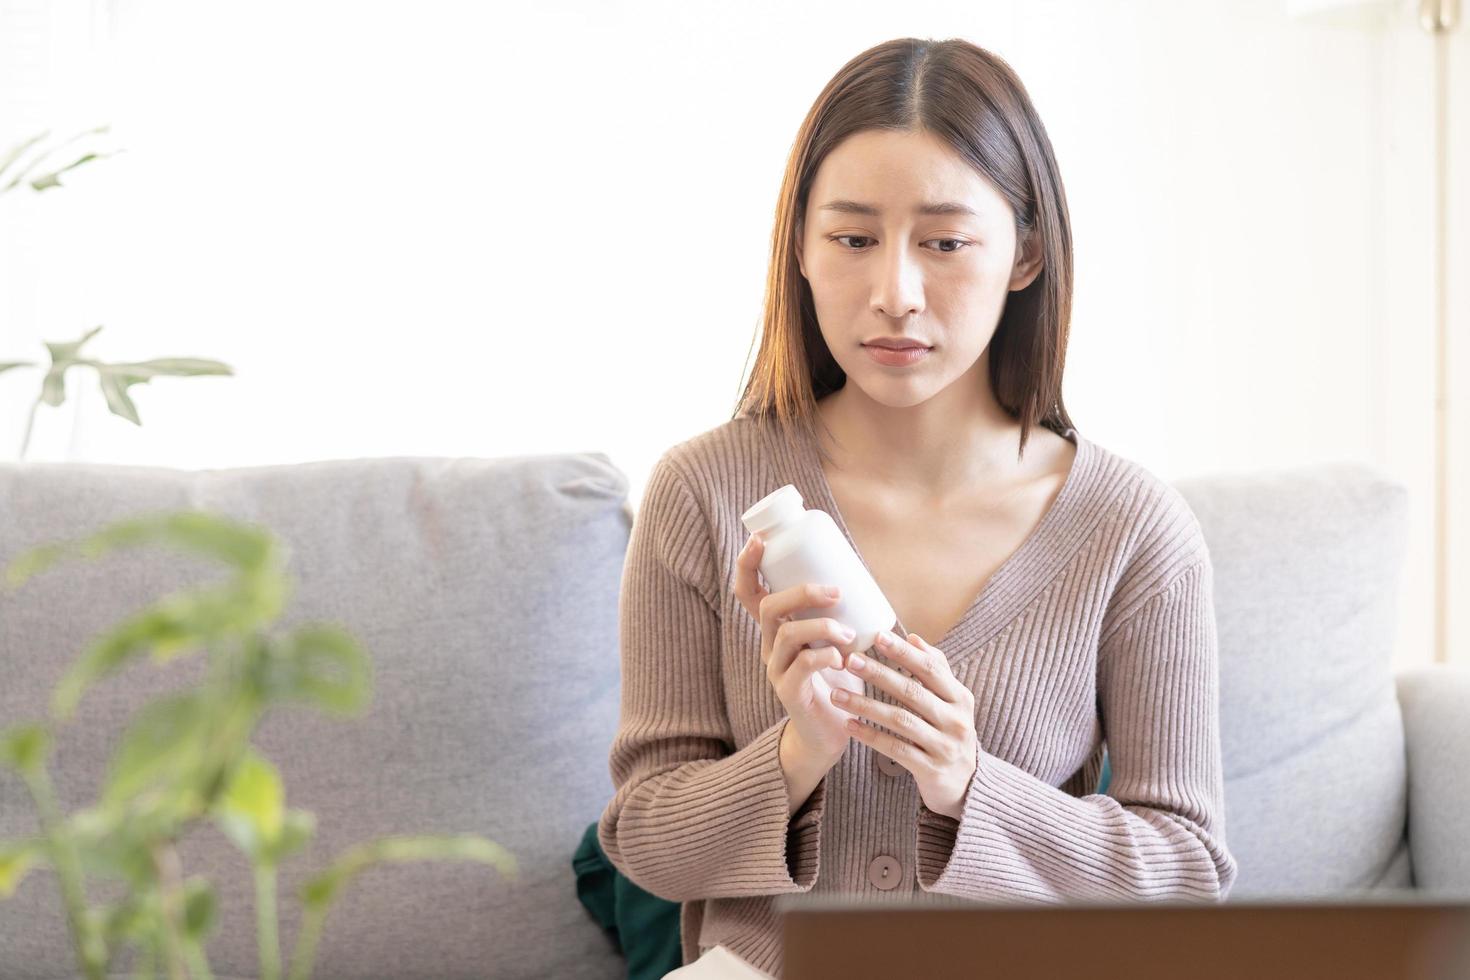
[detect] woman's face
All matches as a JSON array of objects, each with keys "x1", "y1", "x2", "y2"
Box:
[{"x1": 796, "y1": 127, "x2": 1042, "y2": 408}]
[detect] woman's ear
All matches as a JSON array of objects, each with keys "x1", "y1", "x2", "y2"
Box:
[{"x1": 1008, "y1": 227, "x2": 1043, "y2": 292}]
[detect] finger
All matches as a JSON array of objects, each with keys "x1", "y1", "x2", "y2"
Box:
[
  {"x1": 846, "y1": 714, "x2": 923, "y2": 768},
  {"x1": 835, "y1": 665, "x2": 945, "y2": 754},
  {"x1": 771, "y1": 616, "x2": 856, "y2": 677},
  {"x1": 874, "y1": 630, "x2": 968, "y2": 705},
  {"x1": 844, "y1": 649, "x2": 948, "y2": 736},
  {"x1": 909, "y1": 632, "x2": 976, "y2": 706},
  {"x1": 733, "y1": 534, "x2": 769, "y2": 620},
  {"x1": 759, "y1": 583, "x2": 841, "y2": 666},
  {"x1": 799, "y1": 645, "x2": 843, "y2": 679}
]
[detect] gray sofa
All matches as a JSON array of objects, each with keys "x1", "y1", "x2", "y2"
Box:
[{"x1": 1, "y1": 450, "x2": 1467, "y2": 978}]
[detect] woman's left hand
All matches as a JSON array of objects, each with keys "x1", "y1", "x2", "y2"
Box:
[{"x1": 830, "y1": 629, "x2": 978, "y2": 820}]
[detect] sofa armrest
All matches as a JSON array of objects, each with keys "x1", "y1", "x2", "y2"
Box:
[{"x1": 1395, "y1": 664, "x2": 1470, "y2": 892}]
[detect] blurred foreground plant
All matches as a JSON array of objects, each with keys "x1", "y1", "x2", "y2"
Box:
[{"x1": 0, "y1": 511, "x2": 518, "y2": 979}]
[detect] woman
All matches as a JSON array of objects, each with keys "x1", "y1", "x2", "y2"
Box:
[{"x1": 598, "y1": 36, "x2": 1237, "y2": 979}]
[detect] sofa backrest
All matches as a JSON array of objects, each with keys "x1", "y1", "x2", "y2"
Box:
[{"x1": 0, "y1": 450, "x2": 1417, "y2": 978}]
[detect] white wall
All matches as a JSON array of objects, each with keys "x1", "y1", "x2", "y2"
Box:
[{"x1": 2, "y1": 0, "x2": 1463, "y2": 670}]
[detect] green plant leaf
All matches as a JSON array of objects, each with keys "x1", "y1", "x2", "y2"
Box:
[
  {"x1": 300, "y1": 834, "x2": 519, "y2": 909},
  {"x1": 40, "y1": 365, "x2": 66, "y2": 407},
  {"x1": 3, "y1": 540, "x2": 76, "y2": 591},
  {"x1": 27, "y1": 149, "x2": 122, "y2": 193},
  {"x1": 181, "y1": 876, "x2": 216, "y2": 939},
  {"x1": 267, "y1": 627, "x2": 373, "y2": 716},
  {"x1": 261, "y1": 809, "x2": 316, "y2": 866},
  {"x1": 103, "y1": 358, "x2": 235, "y2": 379},
  {"x1": 48, "y1": 324, "x2": 105, "y2": 359},
  {"x1": 50, "y1": 598, "x2": 223, "y2": 720},
  {"x1": 138, "y1": 585, "x2": 259, "y2": 665},
  {"x1": 214, "y1": 747, "x2": 284, "y2": 862},
  {"x1": 0, "y1": 130, "x2": 51, "y2": 182},
  {"x1": 0, "y1": 837, "x2": 48, "y2": 897},
  {"x1": 99, "y1": 692, "x2": 210, "y2": 809},
  {"x1": 38, "y1": 325, "x2": 104, "y2": 408},
  {"x1": 96, "y1": 893, "x2": 151, "y2": 943},
  {"x1": 96, "y1": 368, "x2": 141, "y2": 425},
  {"x1": 0, "y1": 723, "x2": 52, "y2": 774},
  {"x1": 85, "y1": 510, "x2": 280, "y2": 572},
  {"x1": 5, "y1": 510, "x2": 285, "y2": 594},
  {"x1": 0, "y1": 124, "x2": 109, "y2": 194},
  {"x1": 5, "y1": 511, "x2": 291, "y2": 718},
  {"x1": 94, "y1": 359, "x2": 233, "y2": 426},
  {"x1": 67, "y1": 805, "x2": 169, "y2": 886}
]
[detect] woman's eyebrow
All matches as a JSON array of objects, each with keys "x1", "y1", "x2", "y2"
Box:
[{"x1": 816, "y1": 199, "x2": 981, "y2": 218}]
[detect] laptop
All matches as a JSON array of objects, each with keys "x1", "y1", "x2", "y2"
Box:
[{"x1": 775, "y1": 890, "x2": 1470, "y2": 979}]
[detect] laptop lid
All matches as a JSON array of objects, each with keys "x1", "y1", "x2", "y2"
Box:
[{"x1": 775, "y1": 891, "x2": 1470, "y2": 980}]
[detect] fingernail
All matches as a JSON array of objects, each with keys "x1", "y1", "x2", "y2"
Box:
[
  {"x1": 839, "y1": 626, "x2": 856, "y2": 640},
  {"x1": 825, "y1": 585, "x2": 840, "y2": 597},
  {"x1": 848, "y1": 653, "x2": 866, "y2": 670}
]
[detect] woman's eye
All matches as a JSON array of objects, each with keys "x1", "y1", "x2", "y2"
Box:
[{"x1": 830, "y1": 235, "x2": 970, "y2": 254}]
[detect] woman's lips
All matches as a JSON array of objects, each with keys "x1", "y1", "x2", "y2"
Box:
[{"x1": 862, "y1": 344, "x2": 932, "y2": 367}]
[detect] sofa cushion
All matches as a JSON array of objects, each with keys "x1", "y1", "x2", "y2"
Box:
[{"x1": 1175, "y1": 461, "x2": 1412, "y2": 896}]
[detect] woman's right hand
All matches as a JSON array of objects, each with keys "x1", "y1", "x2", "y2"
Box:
[{"x1": 734, "y1": 532, "x2": 865, "y2": 767}]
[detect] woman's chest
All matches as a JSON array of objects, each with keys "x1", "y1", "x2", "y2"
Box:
[
  {"x1": 842, "y1": 515, "x2": 1015, "y2": 646},
  {"x1": 827, "y1": 463, "x2": 1072, "y2": 647}
]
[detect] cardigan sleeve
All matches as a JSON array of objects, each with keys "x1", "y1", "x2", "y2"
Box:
[
  {"x1": 913, "y1": 556, "x2": 1238, "y2": 902},
  {"x1": 596, "y1": 451, "x2": 828, "y2": 903}
]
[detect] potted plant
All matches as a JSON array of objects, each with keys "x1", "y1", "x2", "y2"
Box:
[{"x1": 2, "y1": 127, "x2": 234, "y2": 463}]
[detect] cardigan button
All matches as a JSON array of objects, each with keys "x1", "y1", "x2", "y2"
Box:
[
  {"x1": 867, "y1": 855, "x2": 902, "y2": 891},
  {"x1": 876, "y1": 754, "x2": 903, "y2": 776}
]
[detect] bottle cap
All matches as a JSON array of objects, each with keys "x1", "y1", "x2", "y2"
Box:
[{"x1": 741, "y1": 484, "x2": 805, "y2": 535}]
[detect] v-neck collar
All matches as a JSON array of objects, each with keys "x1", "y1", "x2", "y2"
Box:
[{"x1": 786, "y1": 419, "x2": 1098, "y2": 660}]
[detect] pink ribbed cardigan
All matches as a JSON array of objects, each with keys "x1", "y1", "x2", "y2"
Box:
[{"x1": 597, "y1": 413, "x2": 1237, "y2": 977}]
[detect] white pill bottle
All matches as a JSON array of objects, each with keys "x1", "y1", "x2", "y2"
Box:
[{"x1": 740, "y1": 484, "x2": 898, "y2": 654}]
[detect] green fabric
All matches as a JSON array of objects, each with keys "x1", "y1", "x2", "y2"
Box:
[
  {"x1": 573, "y1": 749, "x2": 1112, "y2": 978},
  {"x1": 573, "y1": 821, "x2": 682, "y2": 980}
]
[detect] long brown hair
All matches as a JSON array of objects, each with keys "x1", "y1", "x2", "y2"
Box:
[{"x1": 732, "y1": 37, "x2": 1076, "y2": 467}]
